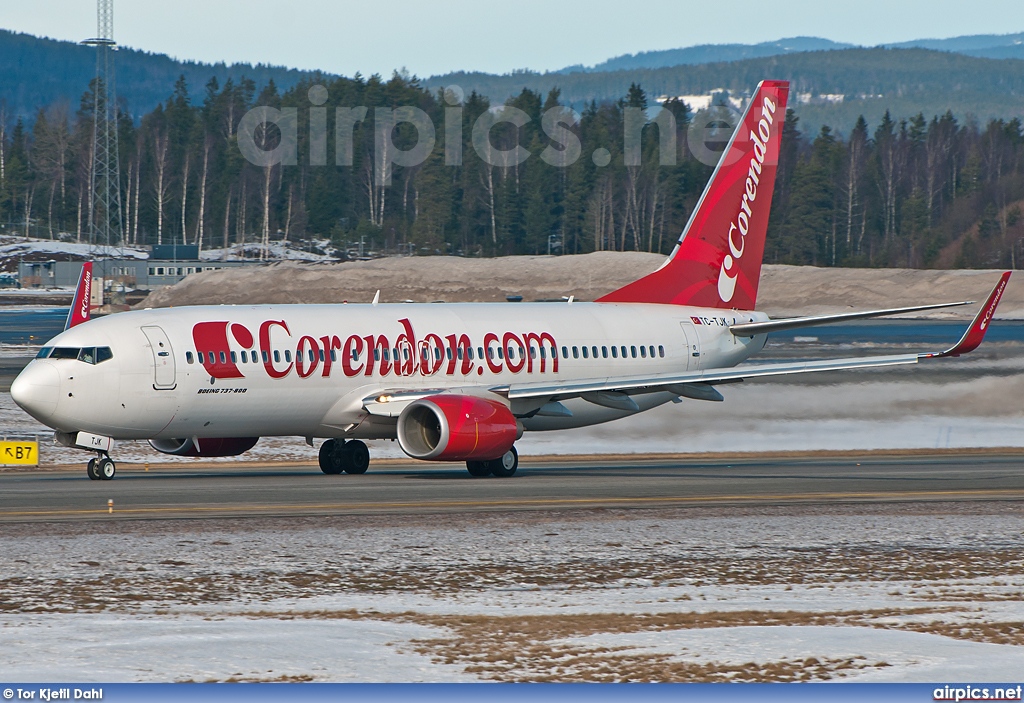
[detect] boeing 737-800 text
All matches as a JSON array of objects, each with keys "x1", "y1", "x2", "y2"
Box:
[{"x1": 10, "y1": 81, "x2": 1011, "y2": 480}]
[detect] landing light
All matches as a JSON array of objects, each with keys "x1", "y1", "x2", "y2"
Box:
[{"x1": 376, "y1": 394, "x2": 393, "y2": 403}]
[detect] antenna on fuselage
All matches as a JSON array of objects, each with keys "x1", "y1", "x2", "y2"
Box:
[{"x1": 371, "y1": 290, "x2": 380, "y2": 306}]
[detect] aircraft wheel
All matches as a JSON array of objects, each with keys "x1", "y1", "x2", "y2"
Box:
[
  {"x1": 466, "y1": 460, "x2": 491, "y2": 477},
  {"x1": 97, "y1": 457, "x2": 116, "y2": 481},
  {"x1": 488, "y1": 446, "x2": 518, "y2": 478},
  {"x1": 86, "y1": 458, "x2": 101, "y2": 481},
  {"x1": 319, "y1": 439, "x2": 343, "y2": 475},
  {"x1": 342, "y1": 440, "x2": 370, "y2": 474}
]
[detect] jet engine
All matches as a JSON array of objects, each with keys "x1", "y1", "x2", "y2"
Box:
[
  {"x1": 149, "y1": 437, "x2": 260, "y2": 457},
  {"x1": 396, "y1": 395, "x2": 518, "y2": 461}
]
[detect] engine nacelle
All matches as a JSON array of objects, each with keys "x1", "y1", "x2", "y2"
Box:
[
  {"x1": 148, "y1": 437, "x2": 260, "y2": 457},
  {"x1": 397, "y1": 395, "x2": 518, "y2": 461}
]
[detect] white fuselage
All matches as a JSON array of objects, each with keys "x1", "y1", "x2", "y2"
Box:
[{"x1": 13, "y1": 302, "x2": 768, "y2": 442}]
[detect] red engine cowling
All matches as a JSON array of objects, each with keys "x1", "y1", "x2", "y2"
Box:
[
  {"x1": 397, "y1": 395, "x2": 518, "y2": 461},
  {"x1": 149, "y1": 437, "x2": 260, "y2": 457}
]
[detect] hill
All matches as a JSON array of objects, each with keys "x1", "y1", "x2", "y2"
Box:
[
  {"x1": 136, "y1": 253, "x2": 1024, "y2": 320},
  {"x1": 566, "y1": 33, "x2": 1024, "y2": 74},
  {"x1": 426, "y1": 47, "x2": 1024, "y2": 134},
  {"x1": 0, "y1": 29, "x2": 335, "y2": 119}
]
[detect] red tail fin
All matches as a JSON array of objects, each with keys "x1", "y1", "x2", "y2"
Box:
[
  {"x1": 65, "y1": 261, "x2": 93, "y2": 330},
  {"x1": 597, "y1": 80, "x2": 790, "y2": 310}
]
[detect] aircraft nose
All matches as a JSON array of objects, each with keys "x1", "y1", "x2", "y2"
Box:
[{"x1": 10, "y1": 361, "x2": 61, "y2": 421}]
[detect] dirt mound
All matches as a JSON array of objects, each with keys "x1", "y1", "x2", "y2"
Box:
[{"x1": 137, "y1": 253, "x2": 1021, "y2": 319}]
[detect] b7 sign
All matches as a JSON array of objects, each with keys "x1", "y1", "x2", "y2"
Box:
[{"x1": 1, "y1": 441, "x2": 39, "y2": 466}]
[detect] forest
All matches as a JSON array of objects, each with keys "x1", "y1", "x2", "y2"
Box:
[{"x1": 1, "y1": 70, "x2": 1023, "y2": 269}]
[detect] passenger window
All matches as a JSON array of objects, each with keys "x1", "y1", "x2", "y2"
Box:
[
  {"x1": 374, "y1": 349, "x2": 380, "y2": 361},
  {"x1": 478, "y1": 347, "x2": 484, "y2": 360},
  {"x1": 497, "y1": 347, "x2": 504, "y2": 360},
  {"x1": 582, "y1": 346, "x2": 589, "y2": 359},
  {"x1": 488, "y1": 347, "x2": 494, "y2": 360},
  {"x1": 220, "y1": 351, "x2": 227, "y2": 364},
  {"x1": 602, "y1": 346, "x2": 608, "y2": 358},
  {"x1": 230, "y1": 351, "x2": 237, "y2": 363},
  {"x1": 649, "y1": 346, "x2": 655, "y2": 358},
  {"x1": 239, "y1": 352, "x2": 247, "y2": 364},
  {"x1": 262, "y1": 351, "x2": 269, "y2": 363},
  {"x1": 572, "y1": 346, "x2": 579, "y2": 359},
  {"x1": 447, "y1": 348, "x2": 453, "y2": 360},
  {"x1": 562, "y1": 346, "x2": 568, "y2": 359},
  {"x1": 659, "y1": 345, "x2": 665, "y2": 358},
  {"x1": 640, "y1": 346, "x2": 647, "y2": 358},
  {"x1": 468, "y1": 347, "x2": 475, "y2": 360},
  {"x1": 519, "y1": 346, "x2": 525, "y2": 359},
  {"x1": 383, "y1": 349, "x2": 390, "y2": 361},
  {"x1": 252, "y1": 351, "x2": 259, "y2": 363},
  {"x1": 592, "y1": 345, "x2": 598, "y2": 358},
  {"x1": 540, "y1": 347, "x2": 546, "y2": 360},
  {"x1": 319, "y1": 349, "x2": 324, "y2": 362},
  {"x1": 186, "y1": 352, "x2": 194, "y2": 364},
  {"x1": 631, "y1": 346, "x2": 637, "y2": 358},
  {"x1": 285, "y1": 350, "x2": 292, "y2": 363},
  {"x1": 611, "y1": 346, "x2": 618, "y2": 358},
  {"x1": 274, "y1": 350, "x2": 281, "y2": 363},
  {"x1": 309, "y1": 349, "x2": 316, "y2": 362},
  {"x1": 620, "y1": 346, "x2": 627, "y2": 358},
  {"x1": 530, "y1": 346, "x2": 537, "y2": 359},
  {"x1": 458, "y1": 347, "x2": 464, "y2": 360},
  {"x1": 330, "y1": 349, "x2": 337, "y2": 363}
]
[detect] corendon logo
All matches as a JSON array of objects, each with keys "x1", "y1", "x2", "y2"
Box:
[
  {"x1": 79, "y1": 270, "x2": 92, "y2": 321},
  {"x1": 979, "y1": 277, "x2": 1006, "y2": 331},
  {"x1": 192, "y1": 318, "x2": 560, "y2": 380},
  {"x1": 718, "y1": 94, "x2": 777, "y2": 304}
]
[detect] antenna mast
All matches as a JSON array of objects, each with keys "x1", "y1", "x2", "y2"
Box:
[{"x1": 82, "y1": 0, "x2": 123, "y2": 253}]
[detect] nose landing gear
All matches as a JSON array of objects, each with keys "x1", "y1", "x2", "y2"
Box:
[{"x1": 86, "y1": 455, "x2": 116, "y2": 481}]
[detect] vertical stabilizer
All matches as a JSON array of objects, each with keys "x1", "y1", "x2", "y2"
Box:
[
  {"x1": 65, "y1": 261, "x2": 94, "y2": 330},
  {"x1": 597, "y1": 80, "x2": 790, "y2": 310}
]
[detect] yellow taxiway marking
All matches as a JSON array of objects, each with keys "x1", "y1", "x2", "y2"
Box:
[{"x1": 2, "y1": 488, "x2": 1024, "y2": 519}]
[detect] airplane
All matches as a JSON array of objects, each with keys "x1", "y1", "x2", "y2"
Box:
[{"x1": 10, "y1": 80, "x2": 1012, "y2": 481}]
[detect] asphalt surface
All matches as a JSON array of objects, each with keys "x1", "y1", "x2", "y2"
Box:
[{"x1": 2, "y1": 453, "x2": 1024, "y2": 522}]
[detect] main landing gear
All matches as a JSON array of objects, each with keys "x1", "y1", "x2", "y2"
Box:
[
  {"x1": 319, "y1": 439, "x2": 370, "y2": 475},
  {"x1": 466, "y1": 446, "x2": 518, "y2": 478},
  {"x1": 86, "y1": 455, "x2": 116, "y2": 481}
]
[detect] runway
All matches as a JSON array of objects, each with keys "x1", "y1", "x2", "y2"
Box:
[{"x1": 2, "y1": 452, "x2": 1024, "y2": 522}]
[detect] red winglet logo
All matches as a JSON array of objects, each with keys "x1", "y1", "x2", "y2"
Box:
[
  {"x1": 933, "y1": 271, "x2": 1011, "y2": 357},
  {"x1": 64, "y1": 261, "x2": 93, "y2": 330}
]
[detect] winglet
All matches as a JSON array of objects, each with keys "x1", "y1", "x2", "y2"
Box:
[
  {"x1": 923, "y1": 271, "x2": 1011, "y2": 358},
  {"x1": 64, "y1": 261, "x2": 93, "y2": 331}
]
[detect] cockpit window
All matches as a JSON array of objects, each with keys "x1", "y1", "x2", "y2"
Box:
[{"x1": 37, "y1": 346, "x2": 113, "y2": 364}]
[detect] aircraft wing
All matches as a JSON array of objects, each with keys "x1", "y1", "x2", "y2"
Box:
[
  {"x1": 728, "y1": 300, "x2": 972, "y2": 336},
  {"x1": 503, "y1": 271, "x2": 1011, "y2": 403}
]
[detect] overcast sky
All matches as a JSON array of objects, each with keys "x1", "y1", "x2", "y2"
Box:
[{"x1": 4, "y1": 0, "x2": 1023, "y2": 77}]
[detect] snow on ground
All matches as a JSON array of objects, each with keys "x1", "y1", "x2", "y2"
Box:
[
  {"x1": 0, "y1": 614, "x2": 470, "y2": 683},
  {"x1": 1, "y1": 506, "x2": 1023, "y2": 681}
]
